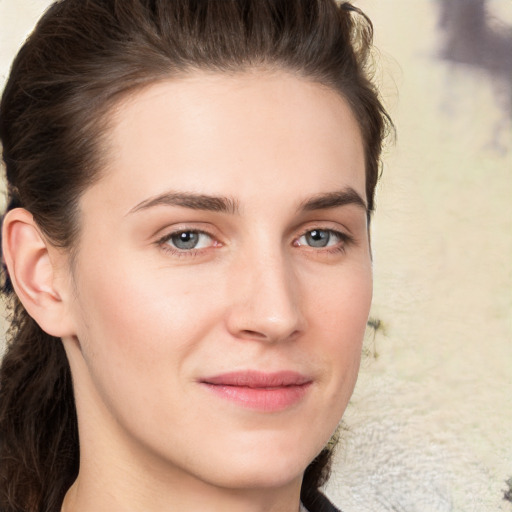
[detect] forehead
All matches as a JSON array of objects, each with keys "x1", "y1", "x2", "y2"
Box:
[{"x1": 86, "y1": 71, "x2": 366, "y2": 213}]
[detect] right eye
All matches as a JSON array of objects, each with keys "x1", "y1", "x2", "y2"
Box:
[{"x1": 160, "y1": 230, "x2": 216, "y2": 252}]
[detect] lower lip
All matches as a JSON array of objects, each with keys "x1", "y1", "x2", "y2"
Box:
[{"x1": 201, "y1": 382, "x2": 311, "y2": 412}]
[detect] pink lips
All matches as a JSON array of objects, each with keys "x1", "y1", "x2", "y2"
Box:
[{"x1": 199, "y1": 371, "x2": 312, "y2": 412}]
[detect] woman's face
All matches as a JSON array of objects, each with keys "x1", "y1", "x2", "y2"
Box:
[{"x1": 62, "y1": 71, "x2": 372, "y2": 494}]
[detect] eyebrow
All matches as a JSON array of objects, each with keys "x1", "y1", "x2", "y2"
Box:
[
  {"x1": 297, "y1": 188, "x2": 367, "y2": 213},
  {"x1": 128, "y1": 187, "x2": 367, "y2": 216},
  {"x1": 128, "y1": 191, "x2": 240, "y2": 215}
]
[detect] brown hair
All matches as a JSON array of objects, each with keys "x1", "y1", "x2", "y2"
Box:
[{"x1": 0, "y1": 1, "x2": 391, "y2": 510}]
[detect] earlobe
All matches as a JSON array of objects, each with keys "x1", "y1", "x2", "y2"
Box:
[{"x1": 2, "y1": 208, "x2": 76, "y2": 337}]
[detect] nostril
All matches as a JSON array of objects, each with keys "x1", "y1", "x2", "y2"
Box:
[
  {"x1": 240, "y1": 329, "x2": 268, "y2": 340},
  {"x1": 238, "y1": 328, "x2": 301, "y2": 343}
]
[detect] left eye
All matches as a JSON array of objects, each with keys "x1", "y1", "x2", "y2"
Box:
[
  {"x1": 165, "y1": 231, "x2": 214, "y2": 250},
  {"x1": 296, "y1": 229, "x2": 343, "y2": 248}
]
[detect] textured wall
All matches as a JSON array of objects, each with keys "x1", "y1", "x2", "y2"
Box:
[{"x1": 1, "y1": 1, "x2": 511, "y2": 511}]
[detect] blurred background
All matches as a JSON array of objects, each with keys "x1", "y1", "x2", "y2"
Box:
[{"x1": 1, "y1": 1, "x2": 511, "y2": 511}]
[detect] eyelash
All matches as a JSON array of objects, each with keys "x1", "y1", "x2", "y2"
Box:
[
  {"x1": 157, "y1": 229, "x2": 217, "y2": 258},
  {"x1": 294, "y1": 227, "x2": 354, "y2": 254},
  {"x1": 156, "y1": 227, "x2": 354, "y2": 257}
]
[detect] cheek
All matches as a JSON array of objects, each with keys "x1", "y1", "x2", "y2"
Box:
[
  {"x1": 68, "y1": 257, "x2": 228, "y2": 449},
  {"x1": 310, "y1": 263, "x2": 372, "y2": 393},
  {"x1": 70, "y1": 253, "x2": 221, "y2": 395},
  {"x1": 311, "y1": 261, "x2": 372, "y2": 340}
]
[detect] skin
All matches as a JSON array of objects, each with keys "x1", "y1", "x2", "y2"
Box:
[{"x1": 4, "y1": 71, "x2": 372, "y2": 512}]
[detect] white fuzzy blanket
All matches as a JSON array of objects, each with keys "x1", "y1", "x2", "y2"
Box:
[{"x1": 324, "y1": 372, "x2": 512, "y2": 512}]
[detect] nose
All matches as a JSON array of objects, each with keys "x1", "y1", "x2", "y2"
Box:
[{"x1": 225, "y1": 248, "x2": 306, "y2": 343}]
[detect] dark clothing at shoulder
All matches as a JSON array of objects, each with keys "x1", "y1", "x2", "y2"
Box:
[{"x1": 304, "y1": 490, "x2": 341, "y2": 512}]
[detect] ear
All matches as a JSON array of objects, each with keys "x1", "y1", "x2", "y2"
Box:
[{"x1": 2, "y1": 208, "x2": 76, "y2": 338}]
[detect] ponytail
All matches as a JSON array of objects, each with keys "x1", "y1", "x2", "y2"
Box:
[{"x1": 0, "y1": 300, "x2": 78, "y2": 511}]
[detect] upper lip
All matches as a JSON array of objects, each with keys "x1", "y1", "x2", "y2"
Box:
[{"x1": 200, "y1": 370, "x2": 312, "y2": 388}]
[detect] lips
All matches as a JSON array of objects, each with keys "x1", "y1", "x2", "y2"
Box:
[{"x1": 199, "y1": 371, "x2": 312, "y2": 412}]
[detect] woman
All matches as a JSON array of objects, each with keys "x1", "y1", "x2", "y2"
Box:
[{"x1": 0, "y1": 1, "x2": 390, "y2": 511}]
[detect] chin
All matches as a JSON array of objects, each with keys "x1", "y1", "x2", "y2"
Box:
[
  {"x1": 200, "y1": 437, "x2": 325, "y2": 491},
  {"x1": 213, "y1": 460, "x2": 306, "y2": 491}
]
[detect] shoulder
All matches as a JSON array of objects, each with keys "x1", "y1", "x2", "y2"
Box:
[{"x1": 303, "y1": 491, "x2": 342, "y2": 512}]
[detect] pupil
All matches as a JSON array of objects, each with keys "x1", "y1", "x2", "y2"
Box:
[{"x1": 306, "y1": 230, "x2": 329, "y2": 248}]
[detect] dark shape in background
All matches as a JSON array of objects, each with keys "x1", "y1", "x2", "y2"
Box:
[
  {"x1": 437, "y1": 0, "x2": 512, "y2": 151},
  {"x1": 504, "y1": 476, "x2": 512, "y2": 503},
  {"x1": 437, "y1": 0, "x2": 512, "y2": 80}
]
